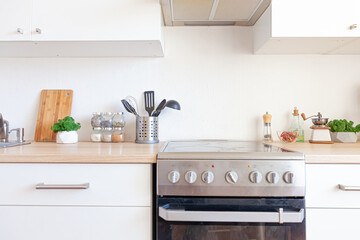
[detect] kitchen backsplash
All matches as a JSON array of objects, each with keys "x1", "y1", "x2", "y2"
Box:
[{"x1": 1, "y1": 27, "x2": 360, "y2": 142}]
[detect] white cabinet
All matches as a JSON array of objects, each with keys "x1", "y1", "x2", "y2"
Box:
[
  {"x1": 254, "y1": 0, "x2": 360, "y2": 54},
  {"x1": 272, "y1": 0, "x2": 360, "y2": 37},
  {"x1": 0, "y1": 163, "x2": 152, "y2": 240},
  {"x1": 0, "y1": 206, "x2": 151, "y2": 240},
  {"x1": 306, "y1": 164, "x2": 360, "y2": 208},
  {"x1": 0, "y1": 0, "x2": 164, "y2": 56},
  {"x1": 307, "y1": 208, "x2": 360, "y2": 240},
  {"x1": 306, "y1": 164, "x2": 360, "y2": 240},
  {"x1": 32, "y1": 0, "x2": 162, "y2": 41},
  {"x1": 0, "y1": 0, "x2": 31, "y2": 41},
  {"x1": 0, "y1": 164, "x2": 151, "y2": 206}
]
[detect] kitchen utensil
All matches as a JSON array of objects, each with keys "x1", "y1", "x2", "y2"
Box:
[
  {"x1": 136, "y1": 116, "x2": 159, "y2": 144},
  {"x1": 301, "y1": 113, "x2": 328, "y2": 127},
  {"x1": 263, "y1": 112, "x2": 272, "y2": 143},
  {"x1": 125, "y1": 96, "x2": 138, "y2": 114},
  {"x1": 121, "y1": 100, "x2": 133, "y2": 114},
  {"x1": 121, "y1": 99, "x2": 139, "y2": 116},
  {"x1": 35, "y1": 89, "x2": 73, "y2": 142},
  {"x1": 165, "y1": 100, "x2": 181, "y2": 110},
  {"x1": 144, "y1": 91, "x2": 155, "y2": 116},
  {"x1": 301, "y1": 112, "x2": 333, "y2": 144},
  {"x1": 152, "y1": 99, "x2": 166, "y2": 117}
]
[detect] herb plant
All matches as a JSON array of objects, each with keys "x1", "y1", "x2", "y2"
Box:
[
  {"x1": 51, "y1": 116, "x2": 81, "y2": 133},
  {"x1": 327, "y1": 119, "x2": 360, "y2": 133}
]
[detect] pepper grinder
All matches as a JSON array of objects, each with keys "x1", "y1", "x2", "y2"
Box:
[{"x1": 263, "y1": 112, "x2": 273, "y2": 143}]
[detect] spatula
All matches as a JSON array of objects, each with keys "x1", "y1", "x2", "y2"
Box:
[{"x1": 144, "y1": 91, "x2": 155, "y2": 116}]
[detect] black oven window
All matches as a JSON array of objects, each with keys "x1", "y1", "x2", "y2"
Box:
[{"x1": 166, "y1": 223, "x2": 303, "y2": 240}]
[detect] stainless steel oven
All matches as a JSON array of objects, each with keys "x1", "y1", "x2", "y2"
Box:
[{"x1": 156, "y1": 141, "x2": 306, "y2": 240}]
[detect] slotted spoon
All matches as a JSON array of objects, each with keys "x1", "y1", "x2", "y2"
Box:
[{"x1": 144, "y1": 91, "x2": 155, "y2": 116}]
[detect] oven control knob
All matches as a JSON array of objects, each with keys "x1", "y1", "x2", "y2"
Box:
[
  {"x1": 225, "y1": 171, "x2": 238, "y2": 184},
  {"x1": 249, "y1": 171, "x2": 262, "y2": 183},
  {"x1": 283, "y1": 171, "x2": 295, "y2": 184},
  {"x1": 202, "y1": 171, "x2": 214, "y2": 184},
  {"x1": 185, "y1": 171, "x2": 197, "y2": 184},
  {"x1": 168, "y1": 171, "x2": 180, "y2": 184},
  {"x1": 266, "y1": 171, "x2": 280, "y2": 184}
]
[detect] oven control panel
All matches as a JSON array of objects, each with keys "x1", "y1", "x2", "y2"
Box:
[{"x1": 157, "y1": 160, "x2": 305, "y2": 197}]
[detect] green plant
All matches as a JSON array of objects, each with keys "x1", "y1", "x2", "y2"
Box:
[
  {"x1": 328, "y1": 119, "x2": 360, "y2": 133},
  {"x1": 51, "y1": 116, "x2": 81, "y2": 133}
]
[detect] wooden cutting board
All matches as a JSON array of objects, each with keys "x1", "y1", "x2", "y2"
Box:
[{"x1": 34, "y1": 90, "x2": 73, "y2": 142}]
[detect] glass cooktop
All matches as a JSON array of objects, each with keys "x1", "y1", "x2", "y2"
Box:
[
  {"x1": 162, "y1": 141, "x2": 290, "y2": 153},
  {"x1": 158, "y1": 140, "x2": 304, "y2": 160}
]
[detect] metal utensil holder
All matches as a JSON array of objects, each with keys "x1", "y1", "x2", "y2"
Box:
[{"x1": 136, "y1": 116, "x2": 159, "y2": 144}]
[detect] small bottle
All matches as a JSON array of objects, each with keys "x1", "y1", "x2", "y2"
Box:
[
  {"x1": 90, "y1": 127, "x2": 102, "y2": 142},
  {"x1": 112, "y1": 112, "x2": 125, "y2": 128},
  {"x1": 101, "y1": 127, "x2": 113, "y2": 142},
  {"x1": 91, "y1": 112, "x2": 102, "y2": 128},
  {"x1": 101, "y1": 112, "x2": 114, "y2": 128},
  {"x1": 263, "y1": 112, "x2": 273, "y2": 143},
  {"x1": 289, "y1": 107, "x2": 304, "y2": 142},
  {"x1": 112, "y1": 127, "x2": 125, "y2": 143}
]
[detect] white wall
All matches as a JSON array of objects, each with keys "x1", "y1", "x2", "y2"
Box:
[{"x1": 1, "y1": 27, "x2": 360, "y2": 142}]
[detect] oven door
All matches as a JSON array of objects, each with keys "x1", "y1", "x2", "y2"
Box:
[{"x1": 156, "y1": 197, "x2": 305, "y2": 240}]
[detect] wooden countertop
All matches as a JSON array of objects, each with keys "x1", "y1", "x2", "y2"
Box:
[
  {"x1": 0, "y1": 142, "x2": 164, "y2": 163},
  {"x1": 1, "y1": 141, "x2": 360, "y2": 164},
  {"x1": 271, "y1": 141, "x2": 360, "y2": 164}
]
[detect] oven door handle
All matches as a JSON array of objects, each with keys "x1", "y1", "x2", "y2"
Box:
[{"x1": 159, "y1": 207, "x2": 304, "y2": 224}]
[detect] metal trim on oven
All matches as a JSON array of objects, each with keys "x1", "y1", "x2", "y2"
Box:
[{"x1": 159, "y1": 207, "x2": 305, "y2": 224}]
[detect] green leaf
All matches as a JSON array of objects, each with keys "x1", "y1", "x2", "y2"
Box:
[
  {"x1": 328, "y1": 119, "x2": 360, "y2": 133},
  {"x1": 51, "y1": 116, "x2": 81, "y2": 133}
]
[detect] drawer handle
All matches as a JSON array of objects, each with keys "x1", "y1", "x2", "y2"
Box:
[
  {"x1": 338, "y1": 184, "x2": 360, "y2": 191},
  {"x1": 36, "y1": 183, "x2": 90, "y2": 190}
]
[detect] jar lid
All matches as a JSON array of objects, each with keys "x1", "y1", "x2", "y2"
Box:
[
  {"x1": 103, "y1": 127, "x2": 113, "y2": 130},
  {"x1": 103, "y1": 112, "x2": 113, "y2": 115},
  {"x1": 114, "y1": 112, "x2": 124, "y2": 115},
  {"x1": 93, "y1": 127, "x2": 102, "y2": 130},
  {"x1": 113, "y1": 127, "x2": 124, "y2": 130},
  {"x1": 92, "y1": 112, "x2": 101, "y2": 115}
]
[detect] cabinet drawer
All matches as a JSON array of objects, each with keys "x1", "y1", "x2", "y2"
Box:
[
  {"x1": 0, "y1": 206, "x2": 151, "y2": 240},
  {"x1": 0, "y1": 164, "x2": 151, "y2": 206},
  {"x1": 306, "y1": 164, "x2": 360, "y2": 208},
  {"x1": 306, "y1": 208, "x2": 360, "y2": 240}
]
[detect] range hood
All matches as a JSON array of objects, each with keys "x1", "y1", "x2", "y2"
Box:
[{"x1": 161, "y1": 0, "x2": 271, "y2": 26}]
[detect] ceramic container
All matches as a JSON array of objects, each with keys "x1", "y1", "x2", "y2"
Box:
[
  {"x1": 330, "y1": 132, "x2": 357, "y2": 143},
  {"x1": 56, "y1": 131, "x2": 78, "y2": 144}
]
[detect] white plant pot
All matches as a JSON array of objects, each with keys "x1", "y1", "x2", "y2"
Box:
[
  {"x1": 330, "y1": 132, "x2": 357, "y2": 143},
  {"x1": 56, "y1": 131, "x2": 78, "y2": 144}
]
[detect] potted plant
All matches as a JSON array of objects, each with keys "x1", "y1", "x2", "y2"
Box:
[
  {"x1": 328, "y1": 119, "x2": 360, "y2": 143},
  {"x1": 51, "y1": 116, "x2": 81, "y2": 144}
]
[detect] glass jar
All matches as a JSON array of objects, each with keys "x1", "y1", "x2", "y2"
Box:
[
  {"x1": 101, "y1": 127, "x2": 113, "y2": 142},
  {"x1": 112, "y1": 127, "x2": 125, "y2": 143},
  {"x1": 91, "y1": 112, "x2": 103, "y2": 128},
  {"x1": 112, "y1": 112, "x2": 125, "y2": 128},
  {"x1": 101, "y1": 112, "x2": 113, "y2": 128},
  {"x1": 90, "y1": 127, "x2": 102, "y2": 142}
]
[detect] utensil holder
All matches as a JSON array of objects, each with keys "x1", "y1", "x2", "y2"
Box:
[{"x1": 136, "y1": 116, "x2": 159, "y2": 144}]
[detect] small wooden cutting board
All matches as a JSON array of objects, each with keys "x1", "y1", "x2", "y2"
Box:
[{"x1": 34, "y1": 90, "x2": 73, "y2": 142}]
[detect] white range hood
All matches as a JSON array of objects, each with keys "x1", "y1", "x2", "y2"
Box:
[{"x1": 161, "y1": 0, "x2": 270, "y2": 26}]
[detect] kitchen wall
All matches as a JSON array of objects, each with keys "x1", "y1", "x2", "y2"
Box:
[{"x1": 1, "y1": 27, "x2": 360, "y2": 142}]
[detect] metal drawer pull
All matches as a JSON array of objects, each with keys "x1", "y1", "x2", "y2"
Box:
[
  {"x1": 36, "y1": 183, "x2": 89, "y2": 190},
  {"x1": 159, "y1": 207, "x2": 304, "y2": 224},
  {"x1": 338, "y1": 184, "x2": 360, "y2": 191}
]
